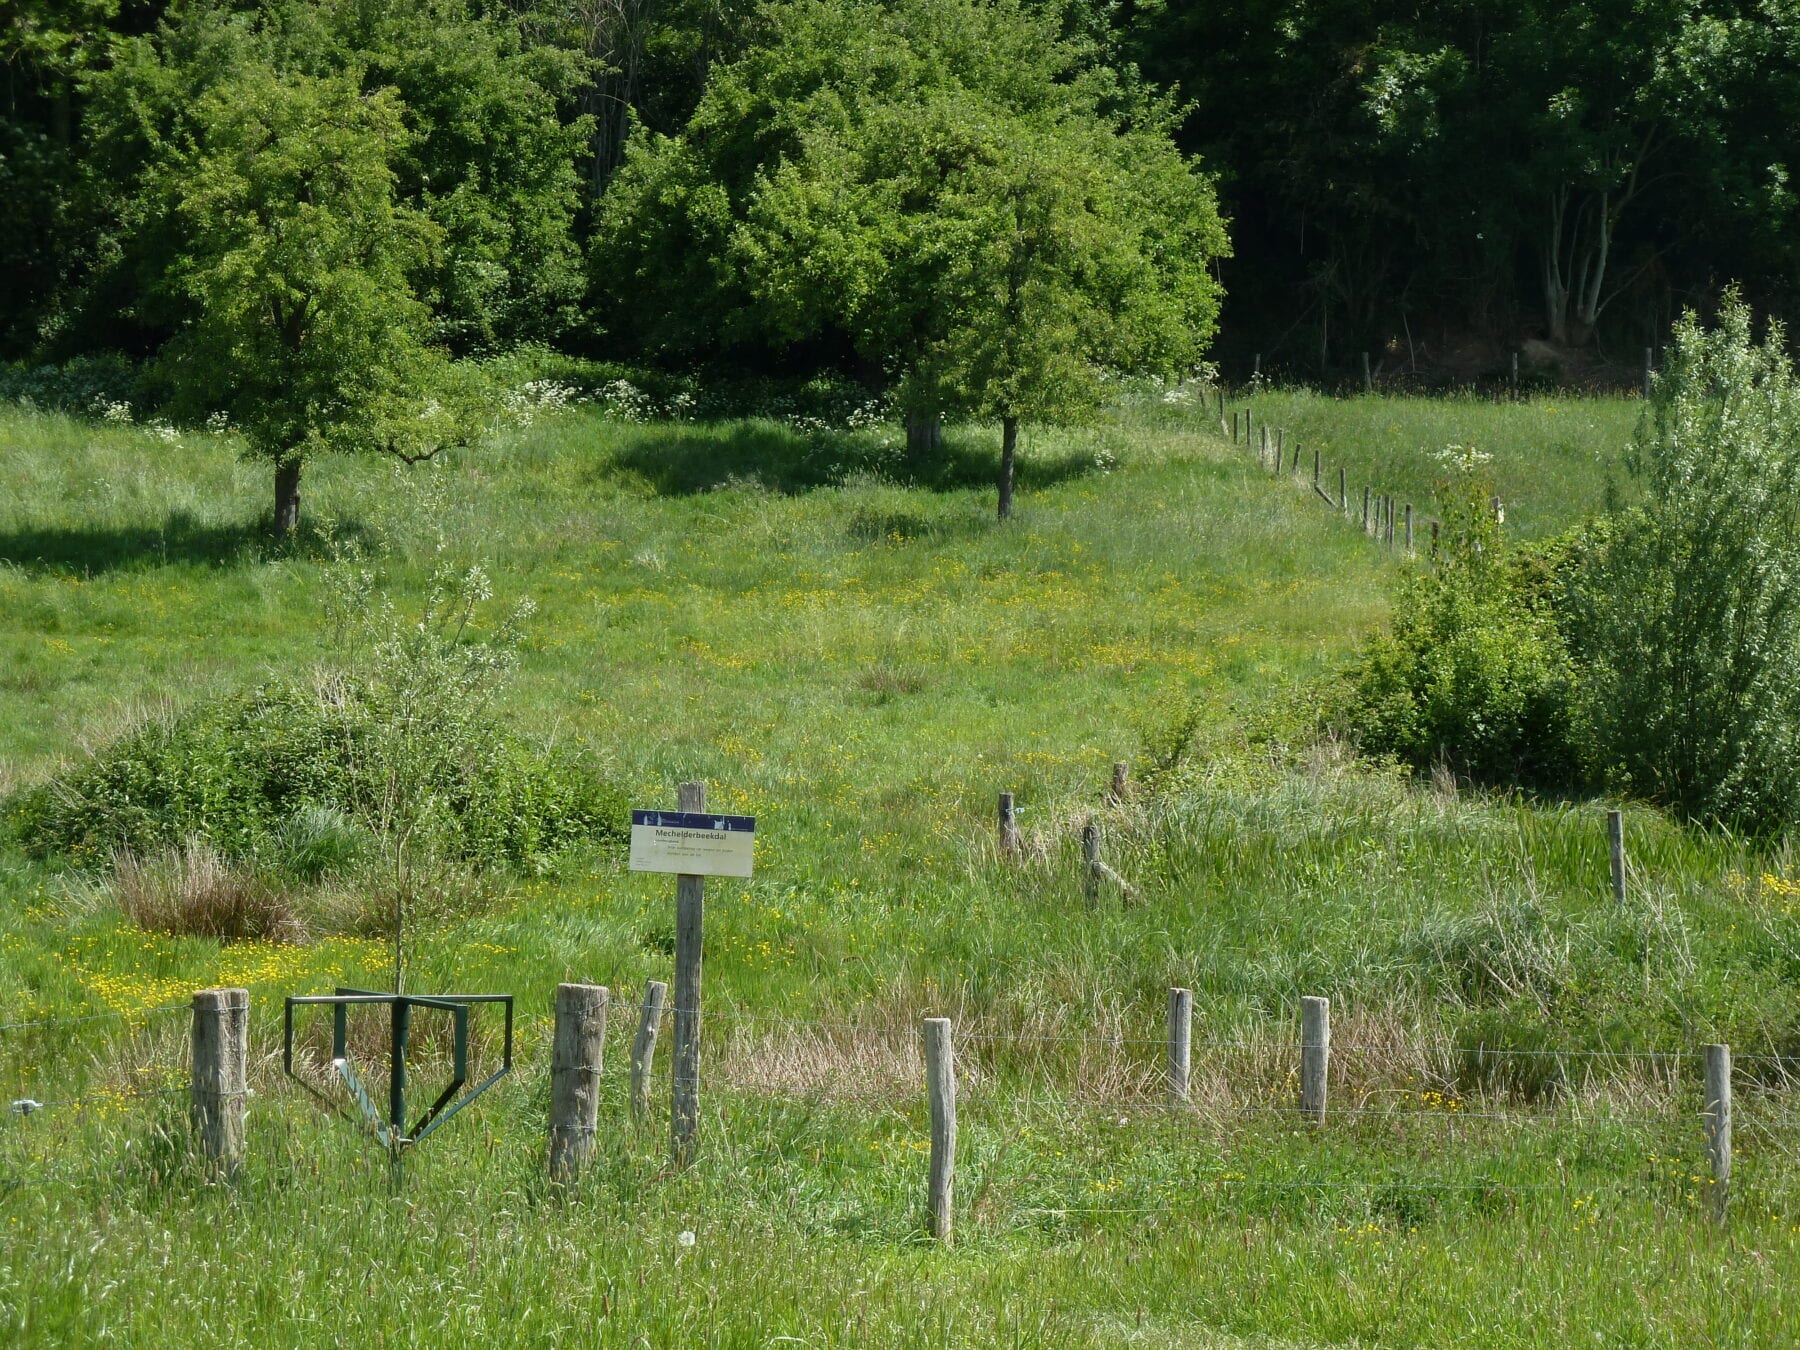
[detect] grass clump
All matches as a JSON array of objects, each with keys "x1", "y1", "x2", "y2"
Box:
[{"x1": 109, "y1": 839, "x2": 302, "y2": 943}]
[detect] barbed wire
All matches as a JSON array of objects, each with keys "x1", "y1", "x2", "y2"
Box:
[{"x1": 0, "y1": 1004, "x2": 188, "y2": 1035}]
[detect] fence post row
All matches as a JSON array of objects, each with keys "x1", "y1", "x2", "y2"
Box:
[
  {"x1": 191, "y1": 987, "x2": 249, "y2": 1179},
  {"x1": 630, "y1": 980, "x2": 667, "y2": 1122},
  {"x1": 924, "y1": 1017, "x2": 956, "y2": 1245},
  {"x1": 549, "y1": 983, "x2": 608, "y2": 1184},
  {"x1": 1704, "y1": 1043, "x2": 1731, "y2": 1221},
  {"x1": 1300, "y1": 996, "x2": 1330, "y2": 1124},
  {"x1": 672, "y1": 780, "x2": 706, "y2": 1166},
  {"x1": 1167, "y1": 988, "x2": 1193, "y2": 1105}
]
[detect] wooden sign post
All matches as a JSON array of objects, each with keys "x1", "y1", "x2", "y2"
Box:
[{"x1": 628, "y1": 784, "x2": 756, "y2": 1165}]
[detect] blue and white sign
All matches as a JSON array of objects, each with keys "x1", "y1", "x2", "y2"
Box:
[{"x1": 629, "y1": 810, "x2": 756, "y2": 878}]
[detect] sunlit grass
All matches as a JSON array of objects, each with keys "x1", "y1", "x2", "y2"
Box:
[{"x1": 3, "y1": 389, "x2": 1798, "y2": 1344}]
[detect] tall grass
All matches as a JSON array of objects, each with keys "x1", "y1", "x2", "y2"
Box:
[{"x1": 2, "y1": 390, "x2": 1798, "y2": 1343}]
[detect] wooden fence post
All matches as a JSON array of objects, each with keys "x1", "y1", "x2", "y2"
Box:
[
  {"x1": 1339, "y1": 466, "x2": 1347, "y2": 514},
  {"x1": 1167, "y1": 988, "x2": 1193, "y2": 1105},
  {"x1": 1704, "y1": 1043, "x2": 1731, "y2": 1220},
  {"x1": 1362, "y1": 486, "x2": 1371, "y2": 532},
  {"x1": 630, "y1": 980, "x2": 666, "y2": 1122},
  {"x1": 672, "y1": 780, "x2": 706, "y2": 1165},
  {"x1": 191, "y1": 987, "x2": 249, "y2": 1179},
  {"x1": 1511, "y1": 351, "x2": 1520, "y2": 401},
  {"x1": 549, "y1": 982, "x2": 608, "y2": 1184},
  {"x1": 1109, "y1": 761, "x2": 1130, "y2": 804},
  {"x1": 1312, "y1": 448, "x2": 1321, "y2": 489},
  {"x1": 1260, "y1": 425, "x2": 1269, "y2": 466},
  {"x1": 998, "y1": 791, "x2": 1021, "y2": 859},
  {"x1": 1231, "y1": 411, "x2": 1240, "y2": 444},
  {"x1": 1404, "y1": 503, "x2": 1413, "y2": 552},
  {"x1": 1607, "y1": 808, "x2": 1627, "y2": 905},
  {"x1": 1362, "y1": 351, "x2": 1373, "y2": 393},
  {"x1": 1291, "y1": 438, "x2": 1301, "y2": 474},
  {"x1": 1275, "y1": 428, "x2": 1285, "y2": 471},
  {"x1": 1300, "y1": 996, "x2": 1330, "y2": 1123},
  {"x1": 1082, "y1": 817, "x2": 1102, "y2": 904},
  {"x1": 924, "y1": 1017, "x2": 956, "y2": 1244}
]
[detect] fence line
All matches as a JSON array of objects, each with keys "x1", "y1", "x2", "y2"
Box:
[{"x1": 0, "y1": 1004, "x2": 189, "y2": 1035}]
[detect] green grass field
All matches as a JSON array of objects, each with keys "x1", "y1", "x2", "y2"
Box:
[{"x1": 2, "y1": 389, "x2": 1798, "y2": 1345}]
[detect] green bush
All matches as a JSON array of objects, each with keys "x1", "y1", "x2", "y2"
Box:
[
  {"x1": 1343, "y1": 449, "x2": 1582, "y2": 786},
  {"x1": 1568, "y1": 295, "x2": 1800, "y2": 832},
  {"x1": 12, "y1": 677, "x2": 624, "y2": 874}
]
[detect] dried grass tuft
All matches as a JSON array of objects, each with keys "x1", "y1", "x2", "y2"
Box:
[{"x1": 112, "y1": 840, "x2": 305, "y2": 943}]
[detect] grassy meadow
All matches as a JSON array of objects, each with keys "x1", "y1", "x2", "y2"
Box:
[{"x1": 2, "y1": 387, "x2": 1799, "y2": 1345}]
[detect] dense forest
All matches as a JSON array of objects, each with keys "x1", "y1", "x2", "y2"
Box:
[{"x1": 5, "y1": 0, "x2": 1797, "y2": 385}]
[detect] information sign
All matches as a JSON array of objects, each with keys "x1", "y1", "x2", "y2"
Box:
[{"x1": 629, "y1": 810, "x2": 756, "y2": 878}]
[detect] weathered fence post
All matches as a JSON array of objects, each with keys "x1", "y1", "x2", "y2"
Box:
[
  {"x1": 1082, "y1": 817, "x2": 1102, "y2": 904},
  {"x1": 549, "y1": 982, "x2": 608, "y2": 1183},
  {"x1": 1109, "y1": 761, "x2": 1130, "y2": 804},
  {"x1": 1511, "y1": 351, "x2": 1520, "y2": 401},
  {"x1": 1607, "y1": 808, "x2": 1627, "y2": 906},
  {"x1": 1300, "y1": 996, "x2": 1330, "y2": 1124},
  {"x1": 1404, "y1": 503, "x2": 1414, "y2": 552},
  {"x1": 1362, "y1": 351, "x2": 1373, "y2": 393},
  {"x1": 1704, "y1": 1042, "x2": 1731, "y2": 1220},
  {"x1": 1362, "y1": 486, "x2": 1371, "y2": 532},
  {"x1": 1167, "y1": 988, "x2": 1193, "y2": 1105},
  {"x1": 191, "y1": 987, "x2": 249, "y2": 1179},
  {"x1": 1313, "y1": 448, "x2": 1321, "y2": 490},
  {"x1": 1339, "y1": 466, "x2": 1348, "y2": 514},
  {"x1": 672, "y1": 780, "x2": 706, "y2": 1165},
  {"x1": 1291, "y1": 438, "x2": 1301, "y2": 474},
  {"x1": 998, "y1": 791, "x2": 1021, "y2": 859},
  {"x1": 1276, "y1": 428, "x2": 1285, "y2": 471},
  {"x1": 924, "y1": 1017, "x2": 956, "y2": 1244},
  {"x1": 1231, "y1": 411, "x2": 1240, "y2": 444},
  {"x1": 630, "y1": 980, "x2": 666, "y2": 1122}
]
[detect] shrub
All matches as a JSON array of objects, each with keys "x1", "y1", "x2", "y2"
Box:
[
  {"x1": 1568, "y1": 295, "x2": 1800, "y2": 832},
  {"x1": 12, "y1": 675, "x2": 622, "y2": 874},
  {"x1": 1343, "y1": 448, "x2": 1582, "y2": 786}
]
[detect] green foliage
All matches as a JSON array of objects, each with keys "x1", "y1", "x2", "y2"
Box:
[
  {"x1": 597, "y1": 0, "x2": 1227, "y2": 428},
  {"x1": 11, "y1": 675, "x2": 622, "y2": 874},
  {"x1": 1345, "y1": 448, "x2": 1581, "y2": 786},
  {"x1": 1570, "y1": 295, "x2": 1800, "y2": 831},
  {"x1": 145, "y1": 62, "x2": 477, "y2": 458}
]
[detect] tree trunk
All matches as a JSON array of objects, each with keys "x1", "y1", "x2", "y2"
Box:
[
  {"x1": 997, "y1": 416, "x2": 1018, "y2": 521},
  {"x1": 274, "y1": 457, "x2": 302, "y2": 540},
  {"x1": 905, "y1": 413, "x2": 943, "y2": 458}
]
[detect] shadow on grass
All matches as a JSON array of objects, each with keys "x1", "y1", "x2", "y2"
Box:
[
  {"x1": 0, "y1": 511, "x2": 367, "y2": 576},
  {"x1": 610, "y1": 420, "x2": 1100, "y2": 498}
]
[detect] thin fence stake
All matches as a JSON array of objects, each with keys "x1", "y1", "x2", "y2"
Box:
[
  {"x1": 630, "y1": 980, "x2": 666, "y2": 1122},
  {"x1": 672, "y1": 780, "x2": 706, "y2": 1165},
  {"x1": 1082, "y1": 818, "x2": 1102, "y2": 904},
  {"x1": 1290, "y1": 437, "x2": 1301, "y2": 474},
  {"x1": 1362, "y1": 351, "x2": 1373, "y2": 393},
  {"x1": 191, "y1": 987, "x2": 249, "y2": 1179},
  {"x1": 1339, "y1": 466, "x2": 1347, "y2": 513},
  {"x1": 1704, "y1": 1043, "x2": 1731, "y2": 1220},
  {"x1": 1404, "y1": 503, "x2": 1413, "y2": 552},
  {"x1": 1312, "y1": 448, "x2": 1320, "y2": 489},
  {"x1": 1167, "y1": 988, "x2": 1193, "y2": 1105},
  {"x1": 1362, "y1": 486, "x2": 1370, "y2": 531},
  {"x1": 1231, "y1": 411, "x2": 1240, "y2": 444},
  {"x1": 1275, "y1": 428, "x2": 1285, "y2": 470},
  {"x1": 1301, "y1": 996, "x2": 1330, "y2": 1123},
  {"x1": 1607, "y1": 809, "x2": 1627, "y2": 905},
  {"x1": 925, "y1": 1017, "x2": 955, "y2": 1244},
  {"x1": 998, "y1": 791, "x2": 1021, "y2": 859},
  {"x1": 549, "y1": 982, "x2": 608, "y2": 1184},
  {"x1": 1511, "y1": 351, "x2": 1520, "y2": 401}
]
